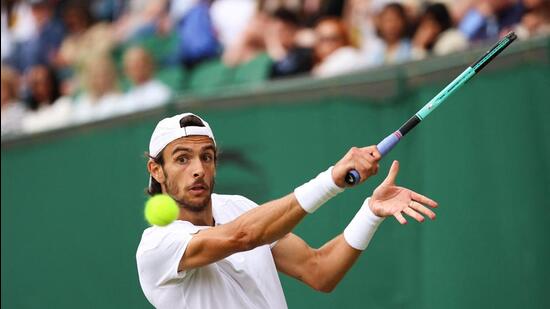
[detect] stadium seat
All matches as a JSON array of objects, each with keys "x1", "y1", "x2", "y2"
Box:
[
  {"x1": 187, "y1": 58, "x2": 235, "y2": 94},
  {"x1": 231, "y1": 53, "x2": 273, "y2": 86}
]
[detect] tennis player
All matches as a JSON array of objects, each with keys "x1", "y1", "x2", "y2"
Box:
[{"x1": 136, "y1": 113, "x2": 438, "y2": 308}]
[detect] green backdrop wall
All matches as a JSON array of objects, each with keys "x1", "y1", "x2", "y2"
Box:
[{"x1": 2, "y1": 39, "x2": 549, "y2": 308}]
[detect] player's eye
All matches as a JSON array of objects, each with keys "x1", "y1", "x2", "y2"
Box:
[
  {"x1": 202, "y1": 153, "x2": 214, "y2": 162},
  {"x1": 176, "y1": 156, "x2": 189, "y2": 164}
]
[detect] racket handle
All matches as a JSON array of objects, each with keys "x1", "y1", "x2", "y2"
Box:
[
  {"x1": 377, "y1": 132, "x2": 402, "y2": 156},
  {"x1": 344, "y1": 132, "x2": 402, "y2": 185}
]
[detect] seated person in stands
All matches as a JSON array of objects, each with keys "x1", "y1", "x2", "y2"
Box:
[
  {"x1": 72, "y1": 56, "x2": 122, "y2": 123},
  {"x1": 121, "y1": 46, "x2": 171, "y2": 113},
  {"x1": 21, "y1": 65, "x2": 72, "y2": 133},
  {"x1": 312, "y1": 17, "x2": 364, "y2": 78},
  {"x1": 266, "y1": 9, "x2": 313, "y2": 79},
  {"x1": 458, "y1": 0, "x2": 523, "y2": 42},
  {"x1": 222, "y1": 12, "x2": 268, "y2": 67},
  {"x1": 113, "y1": 0, "x2": 169, "y2": 42},
  {"x1": 411, "y1": 3, "x2": 468, "y2": 59},
  {"x1": 512, "y1": 0, "x2": 550, "y2": 39},
  {"x1": 1, "y1": 66, "x2": 27, "y2": 136},
  {"x1": 9, "y1": 0, "x2": 65, "y2": 73},
  {"x1": 54, "y1": 1, "x2": 114, "y2": 94},
  {"x1": 364, "y1": 2, "x2": 412, "y2": 67},
  {"x1": 175, "y1": 0, "x2": 221, "y2": 69}
]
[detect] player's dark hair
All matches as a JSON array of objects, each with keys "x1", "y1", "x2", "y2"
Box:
[
  {"x1": 145, "y1": 114, "x2": 218, "y2": 196},
  {"x1": 146, "y1": 151, "x2": 164, "y2": 196}
]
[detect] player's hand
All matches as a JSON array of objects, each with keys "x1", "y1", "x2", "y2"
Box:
[
  {"x1": 370, "y1": 160, "x2": 438, "y2": 224},
  {"x1": 332, "y1": 146, "x2": 381, "y2": 188}
]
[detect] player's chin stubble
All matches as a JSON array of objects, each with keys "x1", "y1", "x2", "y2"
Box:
[{"x1": 167, "y1": 178, "x2": 216, "y2": 213}]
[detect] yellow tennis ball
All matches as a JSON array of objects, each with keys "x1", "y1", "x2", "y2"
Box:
[{"x1": 144, "y1": 194, "x2": 179, "y2": 226}]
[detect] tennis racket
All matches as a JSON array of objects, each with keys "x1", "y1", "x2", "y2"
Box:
[{"x1": 346, "y1": 32, "x2": 517, "y2": 185}]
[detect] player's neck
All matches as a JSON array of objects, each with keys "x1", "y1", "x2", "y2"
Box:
[{"x1": 178, "y1": 204, "x2": 215, "y2": 226}]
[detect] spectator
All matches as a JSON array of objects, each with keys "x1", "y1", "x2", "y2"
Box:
[
  {"x1": 90, "y1": 0, "x2": 126, "y2": 22},
  {"x1": 21, "y1": 65, "x2": 72, "y2": 133},
  {"x1": 23, "y1": 64, "x2": 61, "y2": 111},
  {"x1": 412, "y1": 3, "x2": 468, "y2": 59},
  {"x1": 55, "y1": 2, "x2": 114, "y2": 94},
  {"x1": 11, "y1": 0, "x2": 65, "y2": 72},
  {"x1": 120, "y1": 46, "x2": 171, "y2": 113},
  {"x1": 113, "y1": 0, "x2": 169, "y2": 42},
  {"x1": 267, "y1": 8, "x2": 314, "y2": 79},
  {"x1": 312, "y1": 17, "x2": 363, "y2": 78},
  {"x1": 343, "y1": 0, "x2": 378, "y2": 49},
  {"x1": 297, "y1": 0, "x2": 331, "y2": 27},
  {"x1": 458, "y1": 0, "x2": 524, "y2": 42},
  {"x1": 1, "y1": 66, "x2": 27, "y2": 136},
  {"x1": 72, "y1": 56, "x2": 122, "y2": 123},
  {"x1": 366, "y1": 2, "x2": 412, "y2": 67},
  {"x1": 175, "y1": 0, "x2": 221, "y2": 69},
  {"x1": 210, "y1": 0, "x2": 256, "y2": 49},
  {"x1": 513, "y1": 0, "x2": 550, "y2": 39},
  {"x1": 223, "y1": 12, "x2": 268, "y2": 67},
  {"x1": 2, "y1": 1, "x2": 36, "y2": 65},
  {"x1": 1, "y1": 2, "x2": 14, "y2": 62}
]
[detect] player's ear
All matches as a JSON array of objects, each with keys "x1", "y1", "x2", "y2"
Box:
[{"x1": 148, "y1": 159, "x2": 166, "y2": 184}]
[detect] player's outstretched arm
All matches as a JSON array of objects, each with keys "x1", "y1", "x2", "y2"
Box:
[
  {"x1": 178, "y1": 146, "x2": 381, "y2": 272},
  {"x1": 271, "y1": 160, "x2": 438, "y2": 292}
]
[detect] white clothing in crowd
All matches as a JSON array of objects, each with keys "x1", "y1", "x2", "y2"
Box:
[
  {"x1": 119, "y1": 79, "x2": 172, "y2": 114},
  {"x1": 210, "y1": 0, "x2": 256, "y2": 48},
  {"x1": 21, "y1": 97, "x2": 72, "y2": 133},
  {"x1": 71, "y1": 92, "x2": 124, "y2": 124},
  {"x1": 313, "y1": 46, "x2": 365, "y2": 78},
  {"x1": 1, "y1": 101, "x2": 27, "y2": 136}
]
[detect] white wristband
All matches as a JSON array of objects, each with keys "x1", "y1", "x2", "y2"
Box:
[
  {"x1": 344, "y1": 198, "x2": 385, "y2": 250},
  {"x1": 294, "y1": 166, "x2": 344, "y2": 213}
]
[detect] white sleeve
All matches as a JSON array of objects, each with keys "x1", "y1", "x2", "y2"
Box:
[
  {"x1": 137, "y1": 227, "x2": 195, "y2": 288},
  {"x1": 232, "y1": 195, "x2": 259, "y2": 211}
]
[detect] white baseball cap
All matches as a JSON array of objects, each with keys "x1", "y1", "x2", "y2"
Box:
[{"x1": 149, "y1": 112, "x2": 216, "y2": 158}]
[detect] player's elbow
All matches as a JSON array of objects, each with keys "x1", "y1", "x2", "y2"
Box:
[{"x1": 305, "y1": 253, "x2": 337, "y2": 293}]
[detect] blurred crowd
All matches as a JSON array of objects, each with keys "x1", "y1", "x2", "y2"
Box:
[{"x1": 2, "y1": 0, "x2": 550, "y2": 136}]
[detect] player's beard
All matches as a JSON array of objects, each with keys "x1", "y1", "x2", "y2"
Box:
[
  {"x1": 161, "y1": 162, "x2": 216, "y2": 212},
  {"x1": 166, "y1": 177, "x2": 215, "y2": 213},
  {"x1": 179, "y1": 179, "x2": 214, "y2": 213}
]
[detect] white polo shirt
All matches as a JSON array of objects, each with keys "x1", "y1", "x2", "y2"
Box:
[{"x1": 136, "y1": 194, "x2": 287, "y2": 309}]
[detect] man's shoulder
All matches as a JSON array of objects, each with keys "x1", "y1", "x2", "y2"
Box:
[
  {"x1": 137, "y1": 221, "x2": 198, "y2": 253},
  {"x1": 212, "y1": 193, "x2": 259, "y2": 219},
  {"x1": 212, "y1": 193, "x2": 257, "y2": 207}
]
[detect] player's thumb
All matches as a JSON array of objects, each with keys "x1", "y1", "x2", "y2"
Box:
[{"x1": 382, "y1": 160, "x2": 399, "y2": 185}]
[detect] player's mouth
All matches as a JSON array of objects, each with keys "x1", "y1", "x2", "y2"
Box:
[{"x1": 188, "y1": 183, "x2": 209, "y2": 195}]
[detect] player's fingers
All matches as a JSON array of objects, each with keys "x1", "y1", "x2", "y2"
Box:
[
  {"x1": 411, "y1": 191, "x2": 438, "y2": 208},
  {"x1": 409, "y1": 201, "x2": 436, "y2": 220},
  {"x1": 358, "y1": 145, "x2": 379, "y2": 162},
  {"x1": 365, "y1": 146, "x2": 381, "y2": 161},
  {"x1": 355, "y1": 157, "x2": 377, "y2": 180},
  {"x1": 350, "y1": 148, "x2": 379, "y2": 180},
  {"x1": 393, "y1": 212, "x2": 407, "y2": 225},
  {"x1": 382, "y1": 160, "x2": 399, "y2": 185},
  {"x1": 403, "y1": 207, "x2": 425, "y2": 223}
]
